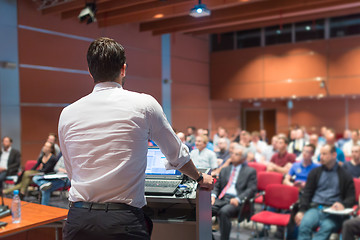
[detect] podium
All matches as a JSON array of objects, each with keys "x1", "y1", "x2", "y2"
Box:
[{"x1": 145, "y1": 185, "x2": 212, "y2": 240}]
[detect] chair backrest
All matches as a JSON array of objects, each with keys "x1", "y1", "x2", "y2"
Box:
[
  {"x1": 354, "y1": 178, "x2": 360, "y2": 202},
  {"x1": 248, "y1": 162, "x2": 267, "y2": 173},
  {"x1": 257, "y1": 171, "x2": 283, "y2": 191},
  {"x1": 24, "y1": 160, "x2": 37, "y2": 171},
  {"x1": 264, "y1": 184, "x2": 299, "y2": 210}
]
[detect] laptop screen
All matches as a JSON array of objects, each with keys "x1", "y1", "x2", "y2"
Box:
[{"x1": 146, "y1": 147, "x2": 181, "y2": 176}]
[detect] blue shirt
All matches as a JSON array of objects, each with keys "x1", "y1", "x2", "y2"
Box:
[
  {"x1": 312, "y1": 163, "x2": 341, "y2": 206},
  {"x1": 288, "y1": 161, "x2": 320, "y2": 182}
]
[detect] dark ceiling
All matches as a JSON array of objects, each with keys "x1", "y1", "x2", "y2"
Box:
[{"x1": 36, "y1": 0, "x2": 360, "y2": 35}]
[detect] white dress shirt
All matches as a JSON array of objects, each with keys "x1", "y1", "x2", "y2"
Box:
[
  {"x1": 58, "y1": 82, "x2": 190, "y2": 208},
  {"x1": 0, "y1": 147, "x2": 11, "y2": 169}
]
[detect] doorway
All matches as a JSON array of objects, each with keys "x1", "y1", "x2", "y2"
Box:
[{"x1": 242, "y1": 109, "x2": 276, "y2": 144}]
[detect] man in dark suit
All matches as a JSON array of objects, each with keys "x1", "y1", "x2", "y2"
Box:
[
  {"x1": 211, "y1": 144, "x2": 257, "y2": 240},
  {"x1": 0, "y1": 136, "x2": 21, "y2": 188}
]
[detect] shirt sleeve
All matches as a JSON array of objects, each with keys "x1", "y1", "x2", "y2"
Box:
[
  {"x1": 210, "y1": 151, "x2": 218, "y2": 169},
  {"x1": 288, "y1": 164, "x2": 296, "y2": 176},
  {"x1": 58, "y1": 108, "x2": 73, "y2": 180},
  {"x1": 146, "y1": 95, "x2": 190, "y2": 170}
]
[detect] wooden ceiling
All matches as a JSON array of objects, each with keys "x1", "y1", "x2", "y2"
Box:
[{"x1": 37, "y1": 0, "x2": 360, "y2": 35}]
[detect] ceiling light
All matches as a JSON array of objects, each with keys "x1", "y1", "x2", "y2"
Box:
[
  {"x1": 78, "y1": 3, "x2": 97, "y2": 24},
  {"x1": 153, "y1": 13, "x2": 164, "y2": 19},
  {"x1": 189, "y1": 0, "x2": 211, "y2": 18},
  {"x1": 305, "y1": 26, "x2": 311, "y2": 31}
]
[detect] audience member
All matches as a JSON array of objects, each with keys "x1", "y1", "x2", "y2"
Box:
[
  {"x1": 343, "y1": 145, "x2": 360, "y2": 178},
  {"x1": 295, "y1": 144, "x2": 355, "y2": 240},
  {"x1": 343, "y1": 130, "x2": 360, "y2": 158},
  {"x1": 32, "y1": 155, "x2": 70, "y2": 206},
  {"x1": 46, "y1": 133, "x2": 61, "y2": 157},
  {"x1": 176, "y1": 132, "x2": 193, "y2": 152},
  {"x1": 267, "y1": 135, "x2": 296, "y2": 174},
  {"x1": 318, "y1": 131, "x2": 345, "y2": 164},
  {"x1": 185, "y1": 126, "x2": 196, "y2": 146},
  {"x1": 342, "y1": 216, "x2": 360, "y2": 240},
  {"x1": 283, "y1": 144, "x2": 319, "y2": 189},
  {"x1": 260, "y1": 129, "x2": 268, "y2": 143},
  {"x1": 239, "y1": 131, "x2": 256, "y2": 161},
  {"x1": 262, "y1": 135, "x2": 278, "y2": 163},
  {"x1": 338, "y1": 129, "x2": 352, "y2": 150},
  {"x1": 211, "y1": 144, "x2": 257, "y2": 240},
  {"x1": 213, "y1": 127, "x2": 230, "y2": 152},
  {"x1": 197, "y1": 128, "x2": 214, "y2": 151},
  {"x1": 318, "y1": 126, "x2": 327, "y2": 146},
  {"x1": 215, "y1": 138, "x2": 231, "y2": 164},
  {"x1": 308, "y1": 134, "x2": 321, "y2": 162},
  {"x1": 250, "y1": 131, "x2": 268, "y2": 163},
  {"x1": 0, "y1": 137, "x2": 21, "y2": 188},
  {"x1": 288, "y1": 128, "x2": 305, "y2": 157},
  {"x1": 190, "y1": 135, "x2": 217, "y2": 169},
  {"x1": 4, "y1": 142, "x2": 58, "y2": 198}
]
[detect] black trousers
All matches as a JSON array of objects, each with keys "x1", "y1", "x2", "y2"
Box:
[
  {"x1": 212, "y1": 195, "x2": 241, "y2": 240},
  {"x1": 63, "y1": 206, "x2": 151, "y2": 240},
  {"x1": 342, "y1": 217, "x2": 360, "y2": 240}
]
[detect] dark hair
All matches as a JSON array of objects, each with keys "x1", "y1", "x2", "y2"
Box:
[
  {"x1": 87, "y1": 37, "x2": 126, "y2": 83},
  {"x1": 305, "y1": 144, "x2": 316, "y2": 154},
  {"x1": 48, "y1": 133, "x2": 57, "y2": 141},
  {"x1": 47, "y1": 142, "x2": 56, "y2": 155},
  {"x1": 2, "y1": 136, "x2": 12, "y2": 143},
  {"x1": 323, "y1": 144, "x2": 336, "y2": 154}
]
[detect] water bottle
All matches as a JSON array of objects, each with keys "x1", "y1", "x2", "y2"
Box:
[{"x1": 11, "y1": 190, "x2": 21, "y2": 223}]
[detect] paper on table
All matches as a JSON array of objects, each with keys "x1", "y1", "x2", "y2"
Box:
[{"x1": 323, "y1": 208, "x2": 354, "y2": 215}]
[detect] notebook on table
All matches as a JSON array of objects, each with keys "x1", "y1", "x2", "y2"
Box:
[{"x1": 145, "y1": 147, "x2": 183, "y2": 196}]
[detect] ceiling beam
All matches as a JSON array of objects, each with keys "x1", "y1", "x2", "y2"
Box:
[
  {"x1": 188, "y1": 4, "x2": 360, "y2": 35},
  {"x1": 140, "y1": 0, "x2": 359, "y2": 35},
  {"x1": 97, "y1": 0, "x2": 250, "y2": 27},
  {"x1": 41, "y1": 0, "x2": 110, "y2": 15},
  {"x1": 96, "y1": 0, "x2": 193, "y2": 21},
  {"x1": 61, "y1": 0, "x2": 155, "y2": 19}
]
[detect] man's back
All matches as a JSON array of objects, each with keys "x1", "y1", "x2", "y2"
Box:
[{"x1": 59, "y1": 82, "x2": 187, "y2": 207}]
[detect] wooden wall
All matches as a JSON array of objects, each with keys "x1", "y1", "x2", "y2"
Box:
[{"x1": 210, "y1": 36, "x2": 360, "y2": 100}]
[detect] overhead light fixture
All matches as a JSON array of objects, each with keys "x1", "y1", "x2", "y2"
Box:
[
  {"x1": 189, "y1": 0, "x2": 211, "y2": 18},
  {"x1": 78, "y1": 2, "x2": 97, "y2": 24}
]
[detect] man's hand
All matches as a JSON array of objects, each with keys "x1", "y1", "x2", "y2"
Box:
[
  {"x1": 211, "y1": 196, "x2": 216, "y2": 205},
  {"x1": 295, "y1": 212, "x2": 304, "y2": 226},
  {"x1": 230, "y1": 198, "x2": 239, "y2": 207},
  {"x1": 199, "y1": 174, "x2": 214, "y2": 191},
  {"x1": 331, "y1": 202, "x2": 345, "y2": 211}
]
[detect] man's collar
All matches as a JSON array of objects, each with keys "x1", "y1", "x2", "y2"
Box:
[{"x1": 93, "y1": 81, "x2": 122, "y2": 92}]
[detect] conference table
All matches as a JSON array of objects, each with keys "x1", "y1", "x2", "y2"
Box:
[{"x1": 0, "y1": 198, "x2": 68, "y2": 237}]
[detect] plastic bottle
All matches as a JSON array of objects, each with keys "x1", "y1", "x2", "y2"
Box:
[{"x1": 11, "y1": 190, "x2": 21, "y2": 223}]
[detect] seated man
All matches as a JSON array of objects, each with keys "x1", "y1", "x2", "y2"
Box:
[
  {"x1": 283, "y1": 144, "x2": 319, "y2": 189},
  {"x1": 211, "y1": 144, "x2": 257, "y2": 240},
  {"x1": 32, "y1": 155, "x2": 70, "y2": 206},
  {"x1": 342, "y1": 216, "x2": 360, "y2": 240},
  {"x1": 343, "y1": 145, "x2": 360, "y2": 178},
  {"x1": 190, "y1": 135, "x2": 218, "y2": 170},
  {"x1": 295, "y1": 144, "x2": 355, "y2": 240},
  {"x1": 0, "y1": 136, "x2": 21, "y2": 187},
  {"x1": 343, "y1": 130, "x2": 360, "y2": 158},
  {"x1": 267, "y1": 135, "x2": 296, "y2": 174}
]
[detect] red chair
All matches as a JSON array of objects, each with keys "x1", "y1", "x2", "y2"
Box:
[
  {"x1": 251, "y1": 184, "x2": 299, "y2": 240},
  {"x1": 247, "y1": 162, "x2": 267, "y2": 173},
  {"x1": 5, "y1": 160, "x2": 37, "y2": 186},
  {"x1": 353, "y1": 178, "x2": 360, "y2": 215},
  {"x1": 254, "y1": 171, "x2": 283, "y2": 204}
]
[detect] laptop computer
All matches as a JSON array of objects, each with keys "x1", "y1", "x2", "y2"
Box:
[{"x1": 145, "y1": 147, "x2": 183, "y2": 196}]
